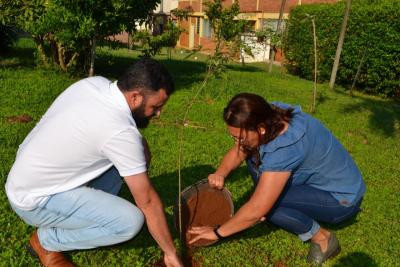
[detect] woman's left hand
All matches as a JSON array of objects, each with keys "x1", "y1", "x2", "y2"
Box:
[{"x1": 187, "y1": 226, "x2": 219, "y2": 245}]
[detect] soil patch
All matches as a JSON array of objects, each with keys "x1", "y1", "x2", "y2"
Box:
[
  {"x1": 6, "y1": 114, "x2": 33, "y2": 123},
  {"x1": 152, "y1": 252, "x2": 201, "y2": 267}
]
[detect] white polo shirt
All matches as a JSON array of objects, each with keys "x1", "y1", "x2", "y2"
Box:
[{"x1": 5, "y1": 76, "x2": 147, "y2": 210}]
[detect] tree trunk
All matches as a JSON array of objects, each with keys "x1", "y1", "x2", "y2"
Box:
[
  {"x1": 329, "y1": 0, "x2": 351, "y2": 90},
  {"x1": 50, "y1": 40, "x2": 59, "y2": 65},
  {"x1": 33, "y1": 35, "x2": 49, "y2": 67},
  {"x1": 66, "y1": 52, "x2": 79, "y2": 70},
  {"x1": 350, "y1": 47, "x2": 367, "y2": 96},
  {"x1": 311, "y1": 18, "x2": 318, "y2": 114},
  {"x1": 268, "y1": 0, "x2": 287, "y2": 73},
  {"x1": 57, "y1": 43, "x2": 67, "y2": 71},
  {"x1": 88, "y1": 37, "x2": 96, "y2": 77}
]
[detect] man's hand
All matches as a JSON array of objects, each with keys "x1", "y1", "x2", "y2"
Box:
[
  {"x1": 164, "y1": 252, "x2": 183, "y2": 267},
  {"x1": 208, "y1": 173, "x2": 225, "y2": 190}
]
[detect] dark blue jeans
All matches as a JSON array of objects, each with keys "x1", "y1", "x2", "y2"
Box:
[
  {"x1": 247, "y1": 164, "x2": 363, "y2": 241},
  {"x1": 266, "y1": 184, "x2": 363, "y2": 241}
]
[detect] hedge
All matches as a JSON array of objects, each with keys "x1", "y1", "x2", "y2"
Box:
[{"x1": 283, "y1": 0, "x2": 400, "y2": 98}]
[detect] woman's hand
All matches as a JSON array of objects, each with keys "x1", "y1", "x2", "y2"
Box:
[
  {"x1": 187, "y1": 226, "x2": 219, "y2": 246},
  {"x1": 163, "y1": 252, "x2": 183, "y2": 267},
  {"x1": 208, "y1": 173, "x2": 225, "y2": 190}
]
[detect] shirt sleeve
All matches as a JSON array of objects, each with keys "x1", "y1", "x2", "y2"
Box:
[
  {"x1": 101, "y1": 127, "x2": 147, "y2": 177},
  {"x1": 259, "y1": 145, "x2": 303, "y2": 173}
]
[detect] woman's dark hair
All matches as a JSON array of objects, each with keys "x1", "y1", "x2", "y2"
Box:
[
  {"x1": 117, "y1": 57, "x2": 175, "y2": 95},
  {"x1": 223, "y1": 93, "x2": 293, "y2": 161}
]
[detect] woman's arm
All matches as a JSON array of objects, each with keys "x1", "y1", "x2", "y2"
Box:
[
  {"x1": 189, "y1": 171, "x2": 290, "y2": 244},
  {"x1": 209, "y1": 144, "x2": 247, "y2": 189}
]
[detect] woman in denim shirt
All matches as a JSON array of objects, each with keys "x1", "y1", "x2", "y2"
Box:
[{"x1": 188, "y1": 93, "x2": 365, "y2": 265}]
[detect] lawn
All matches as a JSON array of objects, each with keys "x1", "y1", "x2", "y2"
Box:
[{"x1": 1, "y1": 38, "x2": 399, "y2": 267}]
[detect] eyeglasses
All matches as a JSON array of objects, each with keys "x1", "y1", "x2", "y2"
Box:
[{"x1": 230, "y1": 134, "x2": 246, "y2": 144}]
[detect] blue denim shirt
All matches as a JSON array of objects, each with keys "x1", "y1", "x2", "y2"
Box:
[{"x1": 247, "y1": 102, "x2": 366, "y2": 206}]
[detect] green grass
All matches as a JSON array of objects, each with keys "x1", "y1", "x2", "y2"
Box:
[{"x1": 1, "y1": 38, "x2": 399, "y2": 266}]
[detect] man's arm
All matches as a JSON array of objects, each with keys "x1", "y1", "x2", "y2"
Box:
[{"x1": 124, "y1": 172, "x2": 182, "y2": 267}]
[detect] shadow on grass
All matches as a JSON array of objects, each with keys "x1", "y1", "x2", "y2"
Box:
[
  {"x1": 0, "y1": 44, "x2": 36, "y2": 68},
  {"x1": 337, "y1": 91, "x2": 400, "y2": 138},
  {"x1": 217, "y1": 166, "x2": 279, "y2": 242},
  {"x1": 226, "y1": 63, "x2": 265, "y2": 73},
  {"x1": 332, "y1": 252, "x2": 378, "y2": 267}
]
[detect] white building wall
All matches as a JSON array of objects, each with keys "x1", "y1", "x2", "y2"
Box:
[
  {"x1": 240, "y1": 33, "x2": 271, "y2": 63},
  {"x1": 155, "y1": 0, "x2": 179, "y2": 14}
]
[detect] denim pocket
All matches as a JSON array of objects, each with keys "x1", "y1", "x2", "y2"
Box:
[{"x1": 331, "y1": 198, "x2": 362, "y2": 224}]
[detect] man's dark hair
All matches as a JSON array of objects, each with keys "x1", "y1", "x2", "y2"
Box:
[{"x1": 117, "y1": 57, "x2": 175, "y2": 95}]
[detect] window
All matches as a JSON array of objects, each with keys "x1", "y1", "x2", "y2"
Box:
[
  {"x1": 202, "y1": 18, "x2": 212, "y2": 38},
  {"x1": 262, "y1": 19, "x2": 286, "y2": 32},
  {"x1": 196, "y1": 17, "x2": 201, "y2": 34}
]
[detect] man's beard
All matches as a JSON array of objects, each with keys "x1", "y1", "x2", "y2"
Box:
[{"x1": 132, "y1": 103, "x2": 150, "y2": 129}]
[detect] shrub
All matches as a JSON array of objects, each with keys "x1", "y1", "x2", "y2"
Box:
[{"x1": 283, "y1": 0, "x2": 400, "y2": 98}]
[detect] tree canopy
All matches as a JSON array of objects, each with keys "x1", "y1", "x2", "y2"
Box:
[{"x1": 1, "y1": 0, "x2": 160, "y2": 73}]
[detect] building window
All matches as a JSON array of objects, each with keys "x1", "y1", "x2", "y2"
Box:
[
  {"x1": 196, "y1": 17, "x2": 201, "y2": 34},
  {"x1": 202, "y1": 18, "x2": 212, "y2": 38},
  {"x1": 261, "y1": 19, "x2": 286, "y2": 32}
]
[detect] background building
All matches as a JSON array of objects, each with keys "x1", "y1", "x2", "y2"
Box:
[{"x1": 176, "y1": 0, "x2": 337, "y2": 62}]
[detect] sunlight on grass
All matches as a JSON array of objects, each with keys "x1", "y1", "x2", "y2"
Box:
[{"x1": 1, "y1": 38, "x2": 399, "y2": 266}]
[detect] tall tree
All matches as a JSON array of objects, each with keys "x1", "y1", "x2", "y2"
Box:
[{"x1": 329, "y1": 0, "x2": 351, "y2": 90}]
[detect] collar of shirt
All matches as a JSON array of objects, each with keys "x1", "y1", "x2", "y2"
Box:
[
  {"x1": 110, "y1": 80, "x2": 132, "y2": 116},
  {"x1": 259, "y1": 103, "x2": 306, "y2": 153}
]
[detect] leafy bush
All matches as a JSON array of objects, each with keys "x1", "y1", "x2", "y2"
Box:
[
  {"x1": 133, "y1": 22, "x2": 183, "y2": 57},
  {"x1": 283, "y1": 0, "x2": 400, "y2": 98},
  {"x1": 3, "y1": 0, "x2": 159, "y2": 74}
]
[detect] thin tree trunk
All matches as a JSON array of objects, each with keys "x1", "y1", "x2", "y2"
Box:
[
  {"x1": 311, "y1": 18, "x2": 318, "y2": 113},
  {"x1": 329, "y1": 0, "x2": 351, "y2": 90},
  {"x1": 33, "y1": 36, "x2": 49, "y2": 67},
  {"x1": 66, "y1": 52, "x2": 79, "y2": 69},
  {"x1": 57, "y1": 43, "x2": 67, "y2": 71},
  {"x1": 350, "y1": 47, "x2": 367, "y2": 96},
  {"x1": 240, "y1": 34, "x2": 245, "y2": 66},
  {"x1": 50, "y1": 40, "x2": 59, "y2": 65},
  {"x1": 88, "y1": 37, "x2": 96, "y2": 77},
  {"x1": 269, "y1": 0, "x2": 287, "y2": 73}
]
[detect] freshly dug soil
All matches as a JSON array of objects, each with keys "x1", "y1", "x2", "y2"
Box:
[
  {"x1": 176, "y1": 181, "x2": 233, "y2": 247},
  {"x1": 6, "y1": 114, "x2": 32, "y2": 123},
  {"x1": 152, "y1": 252, "x2": 201, "y2": 267}
]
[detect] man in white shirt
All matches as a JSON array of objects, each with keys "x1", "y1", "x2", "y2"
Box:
[{"x1": 5, "y1": 58, "x2": 182, "y2": 267}]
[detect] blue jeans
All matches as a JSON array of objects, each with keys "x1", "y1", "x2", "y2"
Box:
[
  {"x1": 267, "y1": 185, "x2": 362, "y2": 241},
  {"x1": 10, "y1": 167, "x2": 144, "y2": 251},
  {"x1": 248, "y1": 166, "x2": 363, "y2": 241}
]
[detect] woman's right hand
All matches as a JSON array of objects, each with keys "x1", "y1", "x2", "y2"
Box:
[{"x1": 208, "y1": 173, "x2": 225, "y2": 190}]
